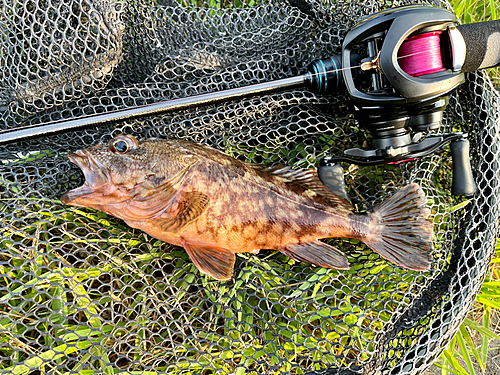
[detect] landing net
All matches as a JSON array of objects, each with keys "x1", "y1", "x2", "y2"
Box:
[{"x1": 0, "y1": 0, "x2": 499, "y2": 374}]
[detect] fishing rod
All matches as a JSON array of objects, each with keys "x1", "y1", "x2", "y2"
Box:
[{"x1": 1, "y1": 5, "x2": 499, "y2": 195}]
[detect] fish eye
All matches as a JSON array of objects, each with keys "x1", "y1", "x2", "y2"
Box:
[
  {"x1": 109, "y1": 135, "x2": 138, "y2": 154},
  {"x1": 114, "y1": 140, "x2": 128, "y2": 153}
]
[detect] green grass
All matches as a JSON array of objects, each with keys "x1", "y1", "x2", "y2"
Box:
[{"x1": 430, "y1": 243, "x2": 500, "y2": 374}]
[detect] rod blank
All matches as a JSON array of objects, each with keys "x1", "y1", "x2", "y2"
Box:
[{"x1": 0, "y1": 75, "x2": 308, "y2": 144}]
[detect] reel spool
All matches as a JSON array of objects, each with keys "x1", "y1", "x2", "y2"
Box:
[{"x1": 398, "y1": 31, "x2": 447, "y2": 77}]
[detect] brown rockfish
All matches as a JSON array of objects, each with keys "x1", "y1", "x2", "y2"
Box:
[{"x1": 61, "y1": 134, "x2": 433, "y2": 280}]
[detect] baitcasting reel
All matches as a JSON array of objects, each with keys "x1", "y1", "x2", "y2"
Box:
[
  {"x1": 309, "y1": 5, "x2": 495, "y2": 196},
  {"x1": 311, "y1": 6, "x2": 467, "y2": 161},
  {"x1": 2, "y1": 5, "x2": 499, "y2": 195},
  {"x1": 307, "y1": 5, "x2": 499, "y2": 196}
]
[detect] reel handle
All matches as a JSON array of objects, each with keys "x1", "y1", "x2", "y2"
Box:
[
  {"x1": 450, "y1": 136, "x2": 477, "y2": 196},
  {"x1": 321, "y1": 133, "x2": 476, "y2": 197}
]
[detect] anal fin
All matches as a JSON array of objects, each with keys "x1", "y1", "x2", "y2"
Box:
[
  {"x1": 182, "y1": 240, "x2": 236, "y2": 280},
  {"x1": 281, "y1": 241, "x2": 349, "y2": 269}
]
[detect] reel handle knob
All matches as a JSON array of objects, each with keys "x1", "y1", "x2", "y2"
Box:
[
  {"x1": 317, "y1": 162, "x2": 352, "y2": 203},
  {"x1": 451, "y1": 136, "x2": 477, "y2": 196}
]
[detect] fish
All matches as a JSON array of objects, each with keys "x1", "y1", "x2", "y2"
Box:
[{"x1": 61, "y1": 134, "x2": 433, "y2": 280}]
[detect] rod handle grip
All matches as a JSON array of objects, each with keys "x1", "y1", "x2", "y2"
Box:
[{"x1": 457, "y1": 20, "x2": 500, "y2": 72}]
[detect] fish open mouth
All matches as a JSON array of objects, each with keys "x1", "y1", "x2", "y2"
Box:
[{"x1": 61, "y1": 150, "x2": 111, "y2": 205}]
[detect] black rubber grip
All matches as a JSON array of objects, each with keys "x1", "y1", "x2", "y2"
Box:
[
  {"x1": 450, "y1": 138, "x2": 477, "y2": 196},
  {"x1": 457, "y1": 20, "x2": 500, "y2": 72}
]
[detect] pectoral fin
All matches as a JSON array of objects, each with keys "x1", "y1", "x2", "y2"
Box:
[
  {"x1": 281, "y1": 241, "x2": 349, "y2": 269},
  {"x1": 157, "y1": 191, "x2": 210, "y2": 232},
  {"x1": 182, "y1": 241, "x2": 236, "y2": 280}
]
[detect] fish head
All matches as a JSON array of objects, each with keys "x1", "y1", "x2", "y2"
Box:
[{"x1": 61, "y1": 134, "x2": 197, "y2": 213}]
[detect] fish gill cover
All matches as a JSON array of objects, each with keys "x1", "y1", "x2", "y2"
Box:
[{"x1": 0, "y1": 0, "x2": 499, "y2": 374}]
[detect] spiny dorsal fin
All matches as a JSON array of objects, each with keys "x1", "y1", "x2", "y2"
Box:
[{"x1": 174, "y1": 140, "x2": 353, "y2": 211}]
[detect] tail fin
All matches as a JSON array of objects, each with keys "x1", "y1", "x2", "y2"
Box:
[{"x1": 363, "y1": 183, "x2": 433, "y2": 271}]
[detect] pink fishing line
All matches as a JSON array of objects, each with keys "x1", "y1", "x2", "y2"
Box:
[{"x1": 398, "y1": 31, "x2": 445, "y2": 77}]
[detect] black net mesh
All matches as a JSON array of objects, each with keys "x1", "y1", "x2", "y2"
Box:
[{"x1": 1, "y1": 0, "x2": 499, "y2": 374}]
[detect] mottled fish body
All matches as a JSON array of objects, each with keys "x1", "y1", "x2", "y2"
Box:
[{"x1": 61, "y1": 135, "x2": 433, "y2": 280}]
